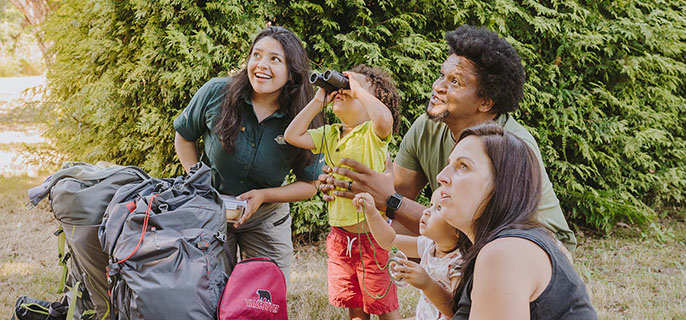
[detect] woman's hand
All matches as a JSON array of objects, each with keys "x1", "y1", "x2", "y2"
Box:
[
  {"x1": 392, "y1": 258, "x2": 432, "y2": 290},
  {"x1": 353, "y1": 192, "x2": 379, "y2": 216},
  {"x1": 235, "y1": 189, "x2": 266, "y2": 227}
]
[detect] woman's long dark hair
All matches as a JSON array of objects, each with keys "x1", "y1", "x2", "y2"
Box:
[
  {"x1": 214, "y1": 26, "x2": 323, "y2": 171},
  {"x1": 452, "y1": 122, "x2": 542, "y2": 310}
]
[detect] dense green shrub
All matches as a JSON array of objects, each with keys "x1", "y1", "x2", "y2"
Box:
[{"x1": 42, "y1": 0, "x2": 685, "y2": 236}]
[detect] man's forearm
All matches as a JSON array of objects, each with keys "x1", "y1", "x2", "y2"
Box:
[
  {"x1": 392, "y1": 197, "x2": 426, "y2": 235},
  {"x1": 390, "y1": 162, "x2": 428, "y2": 235}
]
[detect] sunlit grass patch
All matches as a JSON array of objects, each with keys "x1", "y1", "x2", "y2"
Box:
[
  {"x1": 0, "y1": 261, "x2": 41, "y2": 277},
  {"x1": 287, "y1": 243, "x2": 420, "y2": 319},
  {"x1": 0, "y1": 175, "x2": 684, "y2": 319},
  {"x1": 0, "y1": 175, "x2": 62, "y2": 313},
  {"x1": 574, "y1": 216, "x2": 686, "y2": 319}
]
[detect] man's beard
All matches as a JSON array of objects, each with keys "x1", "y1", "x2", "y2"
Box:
[{"x1": 425, "y1": 101, "x2": 449, "y2": 121}]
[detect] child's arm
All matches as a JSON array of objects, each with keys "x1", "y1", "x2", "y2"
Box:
[
  {"x1": 284, "y1": 88, "x2": 330, "y2": 150},
  {"x1": 353, "y1": 193, "x2": 419, "y2": 257},
  {"x1": 343, "y1": 72, "x2": 393, "y2": 140},
  {"x1": 395, "y1": 259, "x2": 456, "y2": 318}
]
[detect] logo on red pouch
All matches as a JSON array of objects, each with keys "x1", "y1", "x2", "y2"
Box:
[{"x1": 244, "y1": 289, "x2": 279, "y2": 313}]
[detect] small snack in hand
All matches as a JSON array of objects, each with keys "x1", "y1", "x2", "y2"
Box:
[{"x1": 220, "y1": 194, "x2": 247, "y2": 223}]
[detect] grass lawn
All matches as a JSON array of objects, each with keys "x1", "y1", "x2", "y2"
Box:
[
  {"x1": 1, "y1": 76, "x2": 684, "y2": 318},
  {"x1": 0, "y1": 173, "x2": 684, "y2": 319}
]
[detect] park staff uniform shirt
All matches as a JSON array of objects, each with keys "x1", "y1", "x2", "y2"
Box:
[
  {"x1": 308, "y1": 121, "x2": 389, "y2": 226},
  {"x1": 173, "y1": 77, "x2": 324, "y2": 196},
  {"x1": 394, "y1": 113, "x2": 578, "y2": 251}
]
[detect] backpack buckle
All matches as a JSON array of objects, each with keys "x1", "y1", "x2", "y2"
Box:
[
  {"x1": 107, "y1": 263, "x2": 120, "y2": 277},
  {"x1": 60, "y1": 252, "x2": 71, "y2": 264},
  {"x1": 214, "y1": 231, "x2": 226, "y2": 243},
  {"x1": 48, "y1": 301, "x2": 68, "y2": 317},
  {"x1": 107, "y1": 263, "x2": 121, "y2": 286},
  {"x1": 196, "y1": 241, "x2": 210, "y2": 250}
]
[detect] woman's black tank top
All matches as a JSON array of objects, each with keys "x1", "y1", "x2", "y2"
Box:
[{"x1": 452, "y1": 227, "x2": 597, "y2": 319}]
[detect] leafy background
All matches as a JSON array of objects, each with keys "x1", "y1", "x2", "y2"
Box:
[
  {"x1": 0, "y1": 0, "x2": 45, "y2": 76},
  {"x1": 39, "y1": 0, "x2": 686, "y2": 238}
]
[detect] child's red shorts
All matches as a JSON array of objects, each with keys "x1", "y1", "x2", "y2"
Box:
[{"x1": 326, "y1": 226, "x2": 399, "y2": 315}]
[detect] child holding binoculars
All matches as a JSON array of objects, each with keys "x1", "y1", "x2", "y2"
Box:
[{"x1": 284, "y1": 65, "x2": 402, "y2": 319}]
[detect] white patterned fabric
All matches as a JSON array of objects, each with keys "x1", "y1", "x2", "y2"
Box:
[{"x1": 415, "y1": 236, "x2": 462, "y2": 320}]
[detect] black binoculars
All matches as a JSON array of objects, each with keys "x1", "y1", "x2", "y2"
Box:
[{"x1": 309, "y1": 70, "x2": 350, "y2": 93}]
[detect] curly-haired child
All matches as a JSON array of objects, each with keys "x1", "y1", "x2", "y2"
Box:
[{"x1": 285, "y1": 65, "x2": 401, "y2": 319}]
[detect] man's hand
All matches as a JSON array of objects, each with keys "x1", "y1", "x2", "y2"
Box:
[
  {"x1": 317, "y1": 165, "x2": 336, "y2": 202},
  {"x1": 318, "y1": 155, "x2": 395, "y2": 211}
]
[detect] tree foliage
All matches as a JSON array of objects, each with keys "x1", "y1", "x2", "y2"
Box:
[
  {"x1": 42, "y1": 0, "x2": 686, "y2": 236},
  {"x1": 0, "y1": 0, "x2": 46, "y2": 76}
]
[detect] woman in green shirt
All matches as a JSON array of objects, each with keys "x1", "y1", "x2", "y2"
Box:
[{"x1": 174, "y1": 26, "x2": 324, "y2": 283}]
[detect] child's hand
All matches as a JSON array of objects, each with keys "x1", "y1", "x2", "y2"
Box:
[
  {"x1": 353, "y1": 192, "x2": 377, "y2": 215},
  {"x1": 313, "y1": 88, "x2": 338, "y2": 106},
  {"x1": 341, "y1": 71, "x2": 367, "y2": 100},
  {"x1": 392, "y1": 258, "x2": 433, "y2": 290}
]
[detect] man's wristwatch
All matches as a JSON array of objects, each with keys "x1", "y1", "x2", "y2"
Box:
[{"x1": 385, "y1": 192, "x2": 403, "y2": 220}]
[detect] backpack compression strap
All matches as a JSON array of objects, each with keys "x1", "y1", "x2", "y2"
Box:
[
  {"x1": 114, "y1": 194, "x2": 158, "y2": 264},
  {"x1": 65, "y1": 280, "x2": 80, "y2": 320},
  {"x1": 55, "y1": 226, "x2": 69, "y2": 292}
]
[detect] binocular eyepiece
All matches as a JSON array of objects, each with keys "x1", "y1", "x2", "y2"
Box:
[{"x1": 309, "y1": 70, "x2": 350, "y2": 92}]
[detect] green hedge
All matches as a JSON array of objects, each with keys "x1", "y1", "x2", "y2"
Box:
[{"x1": 42, "y1": 0, "x2": 685, "y2": 236}]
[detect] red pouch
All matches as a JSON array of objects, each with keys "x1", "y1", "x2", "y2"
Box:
[{"x1": 217, "y1": 257, "x2": 288, "y2": 320}]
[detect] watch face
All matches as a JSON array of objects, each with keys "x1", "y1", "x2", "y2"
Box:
[{"x1": 387, "y1": 195, "x2": 402, "y2": 209}]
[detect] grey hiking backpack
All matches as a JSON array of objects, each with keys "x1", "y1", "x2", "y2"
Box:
[
  {"x1": 99, "y1": 162, "x2": 229, "y2": 320},
  {"x1": 27, "y1": 162, "x2": 151, "y2": 320}
]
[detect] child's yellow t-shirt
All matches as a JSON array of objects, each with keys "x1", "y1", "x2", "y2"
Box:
[{"x1": 307, "y1": 121, "x2": 390, "y2": 227}]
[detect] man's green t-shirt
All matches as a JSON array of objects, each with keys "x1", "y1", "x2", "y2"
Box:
[{"x1": 395, "y1": 113, "x2": 577, "y2": 251}]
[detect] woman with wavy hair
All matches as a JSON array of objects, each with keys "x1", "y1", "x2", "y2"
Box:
[
  {"x1": 174, "y1": 26, "x2": 324, "y2": 284},
  {"x1": 424, "y1": 122, "x2": 597, "y2": 319}
]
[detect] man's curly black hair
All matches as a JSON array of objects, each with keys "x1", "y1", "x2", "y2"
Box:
[
  {"x1": 351, "y1": 64, "x2": 401, "y2": 132},
  {"x1": 445, "y1": 25, "x2": 526, "y2": 115}
]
